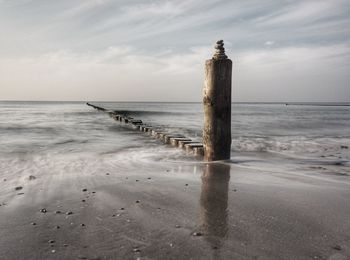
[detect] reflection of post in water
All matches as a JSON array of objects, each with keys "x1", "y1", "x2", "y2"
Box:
[{"x1": 200, "y1": 163, "x2": 230, "y2": 250}]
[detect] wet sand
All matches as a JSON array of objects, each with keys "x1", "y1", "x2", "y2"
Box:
[{"x1": 0, "y1": 158, "x2": 349, "y2": 260}]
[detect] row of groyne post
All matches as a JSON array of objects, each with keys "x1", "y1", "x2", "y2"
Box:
[
  {"x1": 86, "y1": 102, "x2": 205, "y2": 157},
  {"x1": 87, "y1": 39, "x2": 232, "y2": 161}
]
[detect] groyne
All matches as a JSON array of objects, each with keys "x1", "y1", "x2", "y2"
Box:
[{"x1": 86, "y1": 102, "x2": 204, "y2": 157}]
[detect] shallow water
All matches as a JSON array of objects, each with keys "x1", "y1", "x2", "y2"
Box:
[{"x1": 1, "y1": 101, "x2": 349, "y2": 176}]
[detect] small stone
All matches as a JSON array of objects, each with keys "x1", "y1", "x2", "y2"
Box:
[
  {"x1": 63, "y1": 244, "x2": 68, "y2": 247},
  {"x1": 233, "y1": 189, "x2": 237, "y2": 192},
  {"x1": 55, "y1": 226, "x2": 60, "y2": 229},
  {"x1": 40, "y1": 208, "x2": 47, "y2": 213},
  {"x1": 28, "y1": 175, "x2": 36, "y2": 180},
  {"x1": 133, "y1": 248, "x2": 140, "y2": 253},
  {"x1": 48, "y1": 240, "x2": 55, "y2": 244},
  {"x1": 81, "y1": 223, "x2": 85, "y2": 227},
  {"x1": 82, "y1": 188, "x2": 87, "y2": 192},
  {"x1": 92, "y1": 191, "x2": 96, "y2": 194},
  {"x1": 212, "y1": 246, "x2": 218, "y2": 250},
  {"x1": 136, "y1": 180, "x2": 139, "y2": 182},
  {"x1": 55, "y1": 210, "x2": 61, "y2": 214},
  {"x1": 120, "y1": 207, "x2": 125, "y2": 210},
  {"x1": 185, "y1": 184, "x2": 188, "y2": 186},
  {"x1": 106, "y1": 173, "x2": 110, "y2": 175},
  {"x1": 175, "y1": 225, "x2": 181, "y2": 228},
  {"x1": 135, "y1": 200, "x2": 140, "y2": 203},
  {"x1": 51, "y1": 250, "x2": 56, "y2": 253},
  {"x1": 112, "y1": 214, "x2": 116, "y2": 217},
  {"x1": 170, "y1": 243, "x2": 174, "y2": 247},
  {"x1": 31, "y1": 222, "x2": 37, "y2": 226},
  {"x1": 66, "y1": 211, "x2": 73, "y2": 215},
  {"x1": 147, "y1": 177, "x2": 151, "y2": 180},
  {"x1": 3, "y1": 179, "x2": 6, "y2": 182},
  {"x1": 192, "y1": 232, "x2": 202, "y2": 237},
  {"x1": 126, "y1": 219, "x2": 131, "y2": 223},
  {"x1": 333, "y1": 245, "x2": 342, "y2": 250},
  {"x1": 82, "y1": 199, "x2": 86, "y2": 202},
  {"x1": 15, "y1": 186, "x2": 23, "y2": 191}
]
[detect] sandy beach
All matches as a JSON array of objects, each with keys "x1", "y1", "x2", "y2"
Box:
[{"x1": 1, "y1": 157, "x2": 349, "y2": 260}]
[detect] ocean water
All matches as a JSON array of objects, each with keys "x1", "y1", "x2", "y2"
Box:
[{"x1": 0, "y1": 101, "x2": 349, "y2": 179}]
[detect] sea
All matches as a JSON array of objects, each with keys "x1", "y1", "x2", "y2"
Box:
[{"x1": 1, "y1": 101, "x2": 349, "y2": 179}]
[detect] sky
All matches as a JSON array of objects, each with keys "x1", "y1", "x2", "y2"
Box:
[{"x1": 0, "y1": 0, "x2": 349, "y2": 102}]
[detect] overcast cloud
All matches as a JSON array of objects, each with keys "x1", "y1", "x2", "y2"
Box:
[{"x1": 0, "y1": 0, "x2": 349, "y2": 102}]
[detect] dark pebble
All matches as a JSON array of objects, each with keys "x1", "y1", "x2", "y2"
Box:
[
  {"x1": 135, "y1": 200, "x2": 140, "y2": 203},
  {"x1": 66, "y1": 211, "x2": 73, "y2": 215},
  {"x1": 112, "y1": 214, "x2": 116, "y2": 217},
  {"x1": 175, "y1": 225, "x2": 181, "y2": 228},
  {"x1": 55, "y1": 226, "x2": 60, "y2": 229},
  {"x1": 63, "y1": 244, "x2": 68, "y2": 247},
  {"x1": 106, "y1": 173, "x2": 110, "y2": 175},
  {"x1": 120, "y1": 207, "x2": 125, "y2": 210},
  {"x1": 81, "y1": 200, "x2": 86, "y2": 202},
  {"x1": 81, "y1": 224, "x2": 85, "y2": 227},
  {"x1": 31, "y1": 222, "x2": 37, "y2": 226},
  {"x1": 333, "y1": 245, "x2": 342, "y2": 250},
  {"x1": 92, "y1": 191, "x2": 96, "y2": 194},
  {"x1": 192, "y1": 232, "x2": 202, "y2": 237},
  {"x1": 40, "y1": 208, "x2": 47, "y2": 213},
  {"x1": 233, "y1": 189, "x2": 237, "y2": 192},
  {"x1": 212, "y1": 246, "x2": 218, "y2": 250},
  {"x1": 82, "y1": 188, "x2": 87, "y2": 192},
  {"x1": 133, "y1": 248, "x2": 140, "y2": 253},
  {"x1": 136, "y1": 180, "x2": 139, "y2": 182},
  {"x1": 15, "y1": 186, "x2": 23, "y2": 191},
  {"x1": 147, "y1": 177, "x2": 151, "y2": 180},
  {"x1": 340, "y1": 145, "x2": 348, "y2": 149},
  {"x1": 48, "y1": 240, "x2": 55, "y2": 244},
  {"x1": 185, "y1": 184, "x2": 188, "y2": 186},
  {"x1": 55, "y1": 210, "x2": 61, "y2": 214},
  {"x1": 28, "y1": 175, "x2": 36, "y2": 180}
]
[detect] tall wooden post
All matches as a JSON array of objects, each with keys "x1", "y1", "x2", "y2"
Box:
[{"x1": 203, "y1": 40, "x2": 232, "y2": 161}]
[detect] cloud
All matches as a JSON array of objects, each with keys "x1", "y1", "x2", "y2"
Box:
[{"x1": 0, "y1": 0, "x2": 349, "y2": 101}]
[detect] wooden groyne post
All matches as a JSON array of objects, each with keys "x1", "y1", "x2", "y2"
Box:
[{"x1": 203, "y1": 40, "x2": 232, "y2": 161}]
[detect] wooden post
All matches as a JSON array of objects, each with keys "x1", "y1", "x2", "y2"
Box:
[{"x1": 203, "y1": 40, "x2": 232, "y2": 161}]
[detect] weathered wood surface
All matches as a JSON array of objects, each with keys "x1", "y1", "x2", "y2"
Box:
[{"x1": 203, "y1": 40, "x2": 232, "y2": 161}]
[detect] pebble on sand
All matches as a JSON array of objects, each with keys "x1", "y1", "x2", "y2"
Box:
[
  {"x1": 55, "y1": 210, "x2": 61, "y2": 214},
  {"x1": 82, "y1": 188, "x2": 87, "y2": 192},
  {"x1": 135, "y1": 200, "x2": 140, "y2": 203},
  {"x1": 28, "y1": 175, "x2": 36, "y2": 180},
  {"x1": 175, "y1": 225, "x2": 181, "y2": 228},
  {"x1": 81, "y1": 223, "x2": 85, "y2": 227},
  {"x1": 48, "y1": 240, "x2": 55, "y2": 244},
  {"x1": 82, "y1": 199, "x2": 86, "y2": 202},
  {"x1": 106, "y1": 173, "x2": 110, "y2": 175},
  {"x1": 192, "y1": 232, "x2": 202, "y2": 237},
  {"x1": 120, "y1": 207, "x2": 125, "y2": 210},
  {"x1": 66, "y1": 211, "x2": 73, "y2": 215},
  {"x1": 55, "y1": 226, "x2": 60, "y2": 229},
  {"x1": 333, "y1": 245, "x2": 342, "y2": 251},
  {"x1": 31, "y1": 222, "x2": 37, "y2": 226},
  {"x1": 15, "y1": 186, "x2": 23, "y2": 191},
  {"x1": 40, "y1": 208, "x2": 47, "y2": 213},
  {"x1": 133, "y1": 248, "x2": 141, "y2": 253}
]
